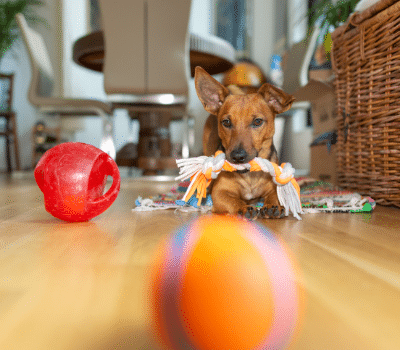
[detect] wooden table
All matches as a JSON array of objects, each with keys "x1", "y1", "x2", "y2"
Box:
[
  {"x1": 73, "y1": 31, "x2": 236, "y2": 77},
  {"x1": 73, "y1": 31, "x2": 236, "y2": 174},
  {"x1": 1, "y1": 174, "x2": 400, "y2": 349}
]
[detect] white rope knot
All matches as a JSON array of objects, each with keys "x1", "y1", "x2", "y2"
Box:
[
  {"x1": 251, "y1": 158, "x2": 294, "y2": 186},
  {"x1": 275, "y1": 163, "x2": 295, "y2": 185},
  {"x1": 209, "y1": 151, "x2": 226, "y2": 179},
  {"x1": 176, "y1": 152, "x2": 226, "y2": 182}
]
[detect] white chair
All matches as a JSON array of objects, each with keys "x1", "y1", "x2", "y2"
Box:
[
  {"x1": 98, "y1": 0, "x2": 192, "y2": 175},
  {"x1": 15, "y1": 13, "x2": 116, "y2": 159},
  {"x1": 281, "y1": 25, "x2": 322, "y2": 110}
]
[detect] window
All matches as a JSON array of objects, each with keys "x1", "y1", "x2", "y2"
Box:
[
  {"x1": 215, "y1": 0, "x2": 253, "y2": 57},
  {"x1": 90, "y1": 0, "x2": 101, "y2": 31}
]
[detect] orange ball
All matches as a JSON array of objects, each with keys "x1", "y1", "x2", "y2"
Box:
[{"x1": 150, "y1": 215, "x2": 304, "y2": 350}]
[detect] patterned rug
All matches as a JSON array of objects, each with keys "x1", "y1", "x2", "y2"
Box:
[{"x1": 134, "y1": 177, "x2": 376, "y2": 214}]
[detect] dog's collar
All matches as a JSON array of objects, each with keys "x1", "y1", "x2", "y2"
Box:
[{"x1": 236, "y1": 169, "x2": 250, "y2": 174}]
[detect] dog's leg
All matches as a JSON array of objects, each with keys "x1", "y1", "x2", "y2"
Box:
[
  {"x1": 211, "y1": 174, "x2": 258, "y2": 219},
  {"x1": 211, "y1": 191, "x2": 258, "y2": 219},
  {"x1": 259, "y1": 189, "x2": 285, "y2": 219}
]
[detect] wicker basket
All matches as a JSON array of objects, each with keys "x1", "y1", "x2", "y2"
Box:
[{"x1": 331, "y1": 0, "x2": 400, "y2": 207}]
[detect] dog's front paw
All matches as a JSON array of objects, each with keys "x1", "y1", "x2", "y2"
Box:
[
  {"x1": 259, "y1": 205, "x2": 285, "y2": 219},
  {"x1": 237, "y1": 206, "x2": 259, "y2": 220}
]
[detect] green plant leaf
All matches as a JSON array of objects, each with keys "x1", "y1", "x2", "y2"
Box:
[
  {"x1": 307, "y1": 0, "x2": 361, "y2": 38},
  {"x1": 324, "y1": 32, "x2": 333, "y2": 53},
  {"x1": 0, "y1": 0, "x2": 47, "y2": 61}
]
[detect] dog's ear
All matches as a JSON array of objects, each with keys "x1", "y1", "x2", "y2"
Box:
[
  {"x1": 195, "y1": 66, "x2": 230, "y2": 115},
  {"x1": 258, "y1": 83, "x2": 295, "y2": 114}
]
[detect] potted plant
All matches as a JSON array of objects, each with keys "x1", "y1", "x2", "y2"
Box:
[
  {"x1": 0, "y1": 0, "x2": 46, "y2": 63},
  {"x1": 308, "y1": 0, "x2": 360, "y2": 65}
]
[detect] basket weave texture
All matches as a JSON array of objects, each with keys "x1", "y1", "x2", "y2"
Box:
[{"x1": 331, "y1": 0, "x2": 400, "y2": 207}]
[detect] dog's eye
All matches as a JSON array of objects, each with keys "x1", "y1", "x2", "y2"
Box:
[
  {"x1": 252, "y1": 118, "x2": 264, "y2": 127},
  {"x1": 222, "y1": 119, "x2": 232, "y2": 128}
]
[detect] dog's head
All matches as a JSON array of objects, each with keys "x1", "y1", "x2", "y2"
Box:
[{"x1": 195, "y1": 66, "x2": 295, "y2": 164}]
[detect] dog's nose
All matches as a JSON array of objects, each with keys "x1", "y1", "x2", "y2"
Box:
[{"x1": 230, "y1": 147, "x2": 248, "y2": 164}]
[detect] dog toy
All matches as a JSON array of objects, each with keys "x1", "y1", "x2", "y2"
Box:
[
  {"x1": 35, "y1": 142, "x2": 121, "y2": 222},
  {"x1": 176, "y1": 151, "x2": 303, "y2": 220},
  {"x1": 150, "y1": 215, "x2": 304, "y2": 349}
]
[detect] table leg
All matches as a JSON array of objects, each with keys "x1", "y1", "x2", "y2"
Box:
[{"x1": 133, "y1": 112, "x2": 176, "y2": 176}]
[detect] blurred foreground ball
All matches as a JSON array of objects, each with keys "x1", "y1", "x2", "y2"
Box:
[{"x1": 150, "y1": 215, "x2": 305, "y2": 350}]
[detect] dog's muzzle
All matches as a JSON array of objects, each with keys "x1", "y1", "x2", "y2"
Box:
[{"x1": 230, "y1": 147, "x2": 248, "y2": 164}]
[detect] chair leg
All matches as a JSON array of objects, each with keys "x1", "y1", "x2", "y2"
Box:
[
  {"x1": 181, "y1": 114, "x2": 190, "y2": 159},
  {"x1": 6, "y1": 136, "x2": 11, "y2": 173},
  {"x1": 11, "y1": 113, "x2": 21, "y2": 171},
  {"x1": 97, "y1": 110, "x2": 116, "y2": 160},
  {"x1": 5, "y1": 118, "x2": 12, "y2": 173}
]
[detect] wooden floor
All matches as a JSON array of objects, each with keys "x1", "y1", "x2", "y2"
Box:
[{"x1": 0, "y1": 173, "x2": 399, "y2": 350}]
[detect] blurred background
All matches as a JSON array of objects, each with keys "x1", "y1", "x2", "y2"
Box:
[{"x1": 0, "y1": 0, "x2": 337, "y2": 178}]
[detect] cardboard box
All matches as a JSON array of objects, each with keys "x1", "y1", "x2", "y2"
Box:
[
  {"x1": 310, "y1": 143, "x2": 337, "y2": 185},
  {"x1": 309, "y1": 68, "x2": 333, "y2": 82},
  {"x1": 282, "y1": 40, "x2": 337, "y2": 182},
  {"x1": 292, "y1": 69, "x2": 337, "y2": 136},
  {"x1": 310, "y1": 91, "x2": 337, "y2": 136}
]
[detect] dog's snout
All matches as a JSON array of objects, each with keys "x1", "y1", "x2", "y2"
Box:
[{"x1": 230, "y1": 147, "x2": 248, "y2": 164}]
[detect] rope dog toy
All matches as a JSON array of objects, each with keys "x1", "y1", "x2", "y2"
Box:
[{"x1": 176, "y1": 151, "x2": 303, "y2": 220}]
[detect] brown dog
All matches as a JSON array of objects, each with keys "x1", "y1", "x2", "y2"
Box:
[{"x1": 194, "y1": 66, "x2": 295, "y2": 219}]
